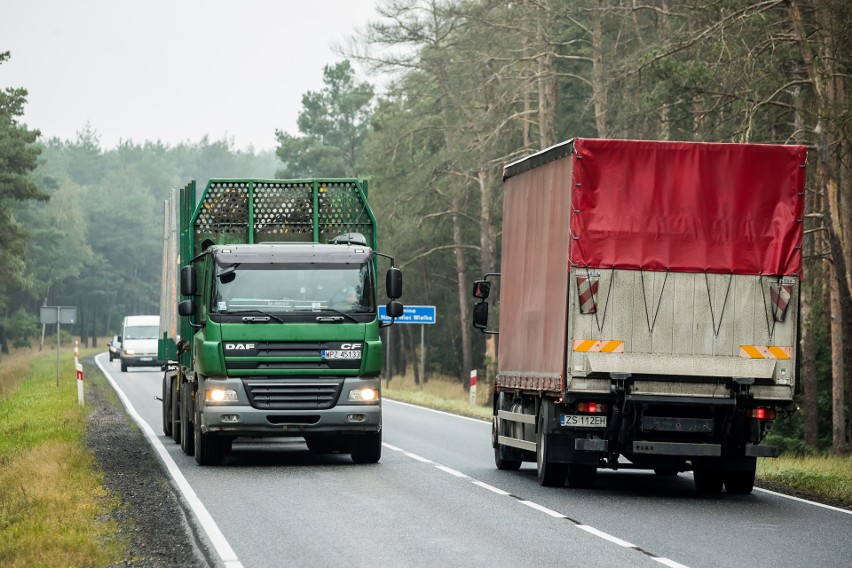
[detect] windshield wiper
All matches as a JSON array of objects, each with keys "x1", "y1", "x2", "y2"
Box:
[
  {"x1": 230, "y1": 310, "x2": 284, "y2": 323},
  {"x1": 316, "y1": 308, "x2": 360, "y2": 324}
]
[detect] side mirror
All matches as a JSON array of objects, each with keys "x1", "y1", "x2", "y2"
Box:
[
  {"x1": 178, "y1": 300, "x2": 196, "y2": 316},
  {"x1": 386, "y1": 300, "x2": 403, "y2": 319},
  {"x1": 473, "y1": 301, "x2": 489, "y2": 329},
  {"x1": 386, "y1": 267, "x2": 402, "y2": 300},
  {"x1": 472, "y1": 280, "x2": 491, "y2": 299},
  {"x1": 117, "y1": 336, "x2": 122, "y2": 343},
  {"x1": 180, "y1": 265, "x2": 197, "y2": 296}
]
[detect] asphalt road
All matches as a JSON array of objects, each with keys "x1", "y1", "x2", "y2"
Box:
[{"x1": 96, "y1": 353, "x2": 852, "y2": 568}]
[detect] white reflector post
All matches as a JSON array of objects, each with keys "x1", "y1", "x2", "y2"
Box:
[
  {"x1": 469, "y1": 370, "x2": 477, "y2": 406},
  {"x1": 76, "y1": 361, "x2": 84, "y2": 405}
]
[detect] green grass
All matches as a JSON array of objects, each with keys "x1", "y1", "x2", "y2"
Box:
[
  {"x1": 757, "y1": 454, "x2": 852, "y2": 504},
  {"x1": 0, "y1": 346, "x2": 124, "y2": 568},
  {"x1": 383, "y1": 372, "x2": 492, "y2": 420}
]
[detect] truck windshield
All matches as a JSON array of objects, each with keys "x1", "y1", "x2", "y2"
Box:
[{"x1": 212, "y1": 262, "x2": 376, "y2": 315}]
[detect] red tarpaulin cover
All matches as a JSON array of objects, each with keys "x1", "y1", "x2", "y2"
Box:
[{"x1": 569, "y1": 139, "x2": 807, "y2": 276}]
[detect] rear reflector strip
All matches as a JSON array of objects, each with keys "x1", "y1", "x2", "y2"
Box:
[
  {"x1": 739, "y1": 345, "x2": 792, "y2": 359},
  {"x1": 573, "y1": 340, "x2": 624, "y2": 353}
]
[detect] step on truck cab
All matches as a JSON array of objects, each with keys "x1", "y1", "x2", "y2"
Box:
[
  {"x1": 473, "y1": 139, "x2": 806, "y2": 494},
  {"x1": 159, "y1": 179, "x2": 403, "y2": 465}
]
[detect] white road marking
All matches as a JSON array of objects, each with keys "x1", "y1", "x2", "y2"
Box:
[
  {"x1": 519, "y1": 500, "x2": 566, "y2": 518},
  {"x1": 754, "y1": 487, "x2": 852, "y2": 515},
  {"x1": 95, "y1": 355, "x2": 243, "y2": 568},
  {"x1": 471, "y1": 480, "x2": 510, "y2": 496},
  {"x1": 577, "y1": 524, "x2": 636, "y2": 548},
  {"x1": 434, "y1": 464, "x2": 469, "y2": 478}
]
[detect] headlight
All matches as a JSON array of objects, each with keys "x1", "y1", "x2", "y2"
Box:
[
  {"x1": 348, "y1": 387, "x2": 378, "y2": 402},
  {"x1": 123, "y1": 349, "x2": 135, "y2": 356},
  {"x1": 206, "y1": 388, "x2": 238, "y2": 402}
]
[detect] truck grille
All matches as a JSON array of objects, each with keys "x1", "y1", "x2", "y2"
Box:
[
  {"x1": 224, "y1": 341, "x2": 362, "y2": 371},
  {"x1": 243, "y1": 378, "x2": 343, "y2": 410}
]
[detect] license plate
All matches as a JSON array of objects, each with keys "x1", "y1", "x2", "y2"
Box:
[
  {"x1": 140, "y1": 357, "x2": 153, "y2": 362},
  {"x1": 322, "y1": 350, "x2": 361, "y2": 360},
  {"x1": 561, "y1": 414, "x2": 607, "y2": 428}
]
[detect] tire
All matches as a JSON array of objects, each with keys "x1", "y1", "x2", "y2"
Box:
[
  {"x1": 536, "y1": 413, "x2": 567, "y2": 487},
  {"x1": 351, "y1": 432, "x2": 382, "y2": 464},
  {"x1": 162, "y1": 374, "x2": 172, "y2": 437},
  {"x1": 492, "y1": 415, "x2": 522, "y2": 470},
  {"x1": 180, "y1": 384, "x2": 194, "y2": 456},
  {"x1": 567, "y1": 464, "x2": 597, "y2": 488},
  {"x1": 725, "y1": 461, "x2": 756, "y2": 495},
  {"x1": 170, "y1": 377, "x2": 181, "y2": 444},
  {"x1": 694, "y1": 469, "x2": 724, "y2": 494},
  {"x1": 194, "y1": 405, "x2": 224, "y2": 466},
  {"x1": 120, "y1": 359, "x2": 128, "y2": 372}
]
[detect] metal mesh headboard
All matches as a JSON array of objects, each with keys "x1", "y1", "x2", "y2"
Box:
[{"x1": 192, "y1": 179, "x2": 375, "y2": 256}]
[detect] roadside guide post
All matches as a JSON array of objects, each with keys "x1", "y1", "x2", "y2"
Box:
[
  {"x1": 469, "y1": 370, "x2": 477, "y2": 406},
  {"x1": 74, "y1": 341, "x2": 84, "y2": 405},
  {"x1": 378, "y1": 305, "x2": 437, "y2": 389}
]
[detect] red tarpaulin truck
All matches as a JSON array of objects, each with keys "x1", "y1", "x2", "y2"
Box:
[{"x1": 472, "y1": 138, "x2": 806, "y2": 494}]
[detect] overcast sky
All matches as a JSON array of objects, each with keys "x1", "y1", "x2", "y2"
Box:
[{"x1": 1, "y1": 0, "x2": 380, "y2": 152}]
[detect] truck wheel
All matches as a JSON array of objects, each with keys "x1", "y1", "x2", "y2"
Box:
[
  {"x1": 180, "y1": 385, "x2": 194, "y2": 456},
  {"x1": 162, "y1": 374, "x2": 172, "y2": 437},
  {"x1": 351, "y1": 432, "x2": 382, "y2": 464},
  {"x1": 120, "y1": 359, "x2": 128, "y2": 372},
  {"x1": 536, "y1": 414, "x2": 567, "y2": 487},
  {"x1": 492, "y1": 415, "x2": 521, "y2": 470},
  {"x1": 567, "y1": 464, "x2": 597, "y2": 488},
  {"x1": 170, "y1": 378, "x2": 181, "y2": 444},
  {"x1": 194, "y1": 407, "x2": 224, "y2": 466},
  {"x1": 693, "y1": 469, "x2": 724, "y2": 494},
  {"x1": 724, "y1": 461, "x2": 756, "y2": 495}
]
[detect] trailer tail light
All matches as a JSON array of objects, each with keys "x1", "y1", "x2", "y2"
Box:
[
  {"x1": 576, "y1": 402, "x2": 607, "y2": 414},
  {"x1": 746, "y1": 408, "x2": 776, "y2": 420}
]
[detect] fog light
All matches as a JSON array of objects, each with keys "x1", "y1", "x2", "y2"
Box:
[
  {"x1": 206, "y1": 388, "x2": 238, "y2": 402},
  {"x1": 221, "y1": 414, "x2": 240, "y2": 423},
  {"x1": 347, "y1": 413, "x2": 366, "y2": 423},
  {"x1": 348, "y1": 388, "x2": 378, "y2": 402}
]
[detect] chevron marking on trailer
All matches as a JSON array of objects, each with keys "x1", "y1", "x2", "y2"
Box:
[
  {"x1": 576, "y1": 276, "x2": 599, "y2": 314},
  {"x1": 770, "y1": 283, "x2": 793, "y2": 322},
  {"x1": 572, "y1": 340, "x2": 624, "y2": 353},
  {"x1": 739, "y1": 345, "x2": 792, "y2": 359}
]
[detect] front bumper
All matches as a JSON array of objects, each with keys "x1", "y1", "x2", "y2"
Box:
[{"x1": 200, "y1": 403, "x2": 382, "y2": 437}]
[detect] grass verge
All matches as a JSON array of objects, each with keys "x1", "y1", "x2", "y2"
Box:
[
  {"x1": 384, "y1": 372, "x2": 852, "y2": 508},
  {"x1": 0, "y1": 346, "x2": 124, "y2": 568}
]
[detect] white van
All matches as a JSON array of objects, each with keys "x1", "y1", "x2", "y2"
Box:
[{"x1": 119, "y1": 315, "x2": 164, "y2": 372}]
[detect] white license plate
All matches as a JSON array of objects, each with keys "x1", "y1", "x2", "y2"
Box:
[
  {"x1": 140, "y1": 357, "x2": 153, "y2": 362},
  {"x1": 561, "y1": 414, "x2": 607, "y2": 428},
  {"x1": 322, "y1": 350, "x2": 362, "y2": 360}
]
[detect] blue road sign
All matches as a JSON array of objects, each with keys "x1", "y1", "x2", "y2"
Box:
[{"x1": 379, "y1": 304, "x2": 436, "y2": 324}]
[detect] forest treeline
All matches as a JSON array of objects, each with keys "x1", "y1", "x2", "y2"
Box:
[{"x1": 1, "y1": 1, "x2": 849, "y2": 453}]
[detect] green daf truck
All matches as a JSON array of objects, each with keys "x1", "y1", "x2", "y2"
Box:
[{"x1": 159, "y1": 179, "x2": 403, "y2": 465}]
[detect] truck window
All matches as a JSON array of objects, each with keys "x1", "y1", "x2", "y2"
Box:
[{"x1": 212, "y1": 262, "x2": 375, "y2": 314}]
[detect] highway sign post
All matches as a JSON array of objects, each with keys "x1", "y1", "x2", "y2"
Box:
[
  {"x1": 379, "y1": 305, "x2": 437, "y2": 386},
  {"x1": 40, "y1": 306, "x2": 77, "y2": 387}
]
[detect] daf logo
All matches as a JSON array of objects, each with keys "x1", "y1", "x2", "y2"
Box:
[
  {"x1": 340, "y1": 343, "x2": 362, "y2": 350},
  {"x1": 225, "y1": 343, "x2": 255, "y2": 350}
]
